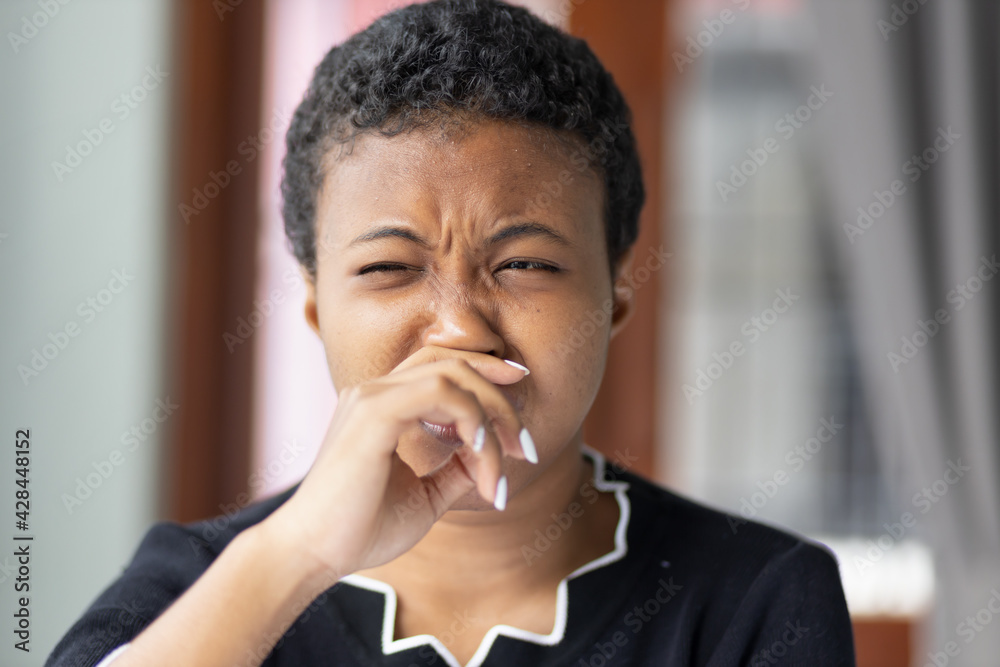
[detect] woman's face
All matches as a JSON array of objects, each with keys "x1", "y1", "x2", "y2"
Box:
[{"x1": 303, "y1": 118, "x2": 634, "y2": 506}]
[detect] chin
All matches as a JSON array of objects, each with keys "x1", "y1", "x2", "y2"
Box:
[
  {"x1": 395, "y1": 434, "x2": 459, "y2": 476},
  {"x1": 445, "y1": 488, "x2": 496, "y2": 512}
]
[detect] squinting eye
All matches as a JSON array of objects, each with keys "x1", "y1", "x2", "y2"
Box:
[
  {"x1": 358, "y1": 261, "x2": 560, "y2": 276},
  {"x1": 501, "y1": 260, "x2": 560, "y2": 272},
  {"x1": 358, "y1": 263, "x2": 410, "y2": 275}
]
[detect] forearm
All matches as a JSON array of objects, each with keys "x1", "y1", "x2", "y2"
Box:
[{"x1": 111, "y1": 520, "x2": 340, "y2": 667}]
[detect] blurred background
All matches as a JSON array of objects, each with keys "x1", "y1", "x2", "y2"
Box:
[{"x1": 1, "y1": 0, "x2": 997, "y2": 665}]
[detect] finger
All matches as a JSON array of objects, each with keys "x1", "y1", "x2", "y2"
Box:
[
  {"x1": 369, "y1": 376, "x2": 504, "y2": 486},
  {"x1": 470, "y1": 413, "x2": 504, "y2": 504},
  {"x1": 420, "y1": 449, "x2": 480, "y2": 517},
  {"x1": 377, "y1": 357, "x2": 532, "y2": 462},
  {"x1": 388, "y1": 345, "x2": 529, "y2": 387},
  {"x1": 418, "y1": 377, "x2": 505, "y2": 503}
]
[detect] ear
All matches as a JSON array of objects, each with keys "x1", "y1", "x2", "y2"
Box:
[
  {"x1": 302, "y1": 266, "x2": 321, "y2": 336},
  {"x1": 609, "y1": 246, "x2": 636, "y2": 342}
]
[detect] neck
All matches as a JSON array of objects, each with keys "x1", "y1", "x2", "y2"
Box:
[{"x1": 358, "y1": 429, "x2": 611, "y2": 601}]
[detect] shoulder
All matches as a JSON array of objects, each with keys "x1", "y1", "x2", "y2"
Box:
[
  {"x1": 179, "y1": 482, "x2": 300, "y2": 557},
  {"x1": 118, "y1": 481, "x2": 299, "y2": 579},
  {"x1": 121, "y1": 481, "x2": 299, "y2": 592},
  {"x1": 608, "y1": 467, "x2": 854, "y2": 664},
  {"x1": 615, "y1": 465, "x2": 839, "y2": 579},
  {"x1": 45, "y1": 483, "x2": 300, "y2": 667}
]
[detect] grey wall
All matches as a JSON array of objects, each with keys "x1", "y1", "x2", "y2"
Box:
[{"x1": 0, "y1": 1, "x2": 173, "y2": 664}]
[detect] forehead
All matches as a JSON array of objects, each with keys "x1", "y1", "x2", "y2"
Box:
[{"x1": 315, "y1": 119, "x2": 604, "y2": 243}]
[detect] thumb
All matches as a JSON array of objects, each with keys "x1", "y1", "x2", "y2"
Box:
[{"x1": 419, "y1": 449, "x2": 482, "y2": 519}]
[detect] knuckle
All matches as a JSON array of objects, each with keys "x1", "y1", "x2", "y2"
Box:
[
  {"x1": 427, "y1": 374, "x2": 454, "y2": 393},
  {"x1": 351, "y1": 384, "x2": 374, "y2": 400},
  {"x1": 347, "y1": 383, "x2": 383, "y2": 412},
  {"x1": 455, "y1": 357, "x2": 473, "y2": 369},
  {"x1": 443, "y1": 357, "x2": 472, "y2": 373}
]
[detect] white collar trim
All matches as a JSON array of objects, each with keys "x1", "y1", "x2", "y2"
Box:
[{"x1": 339, "y1": 444, "x2": 632, "y2": 667}]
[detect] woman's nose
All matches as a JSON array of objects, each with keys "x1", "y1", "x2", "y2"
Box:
[{"x1": 419, "y1": 282, "x2": 505, "y2": 356}]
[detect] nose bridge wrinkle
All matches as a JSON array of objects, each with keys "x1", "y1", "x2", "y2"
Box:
[
  {"x1": 433, "y1": 269, "x2": 483, "y2": 313},
  {"x1": 423, "y1": 267, "x2": 504, "y2": 341}
]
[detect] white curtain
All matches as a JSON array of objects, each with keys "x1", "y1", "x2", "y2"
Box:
[{"x1": 806, "y1": 0, "x2": 1000, "y2": 660}]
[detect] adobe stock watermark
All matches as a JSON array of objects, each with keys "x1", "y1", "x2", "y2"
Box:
[
  {"x1": 7, "y1": 0, "x2": 73, "y2": 54},
  {"x1": 717, "y1": 84, "x2": 833, "y2": 202},
  {"x1": 672, "y1": 0, "x2": 751, "y2": 73},
  {"x1": 923, "y1": 587, "x2": 1000, "y2": 667},
  {"x1": 179, "y1": 107, "x2": 291, "y2": 224},
  {"x1": 75, "y1": 600, "x2": 149, "y2": 662},
  {"x1": 887, "y1": 254, "x2": 998, "y2": 373},
  {"x1": 520, "y1": 449, "x2": 639, "y2": 565},
  {"x1": 51, "y1": 65, "x2": 169, "y2": 182},
  {"x1": 748, "y1": 620, "x2": 811, "y2": 666},
  {"x1": 0, "y1": 556, "x2": 17, "y2": 585},
  {"x1": 524, "y1": 116, "x2": 631, "y2": 220},
  {"x1": 576, "y1": 576, "x2": 683, "y2": 666},
  {"x1": 877, "y1": 0, "x2": 932, "y2": 41},
  {"x1": 844, "y1": 126, "x2": 960, "y2": 243},
  {"x1": 61, "y1": 397, "x2": 179, "y2": 514},
  {"x1": 412, "y1": 609, "x2": 483, "y2": 661},
  {"x1": 853, "y1": 459, "x2": 971, "y2": 573},
  {"x1": 238, "y1": 569, "x2": 343, "y2": 667},
  {"x1": 535, "y1": 0, "x2": 589, "y2": 27},
  {"x1": 213, "y1": 0, "x2": 246, "y2": 21},
  {"x1": 555, "y1": 245, "x2": 672, "y2": 361},
  {"x1": 728, "y1": 417, "x2": 843, "y2": 534},
  {"x1": 189, "y1": 439, "x2": 307, "y2": 550},
  {"x1": 682, "y1": 287, "x2": 800, "y2": 404},
  {"x1": 17, "y1": 268, "x2": 135, "y2": 386},
  {"x1": 391, "y1": 447, "x2": 639, "y2": 528},
  {"x1": 223, "y1": 266, "x2": 307, "y2": 353}
]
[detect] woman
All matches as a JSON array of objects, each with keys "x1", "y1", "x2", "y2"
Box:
[{"x1": 48, "y1": 1, "x2": 855, "y2": 665}]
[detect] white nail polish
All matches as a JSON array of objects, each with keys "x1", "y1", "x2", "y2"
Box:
[
  {"x1": 519, "y1": 427, "x2": 538, "y2": 464},
  {"x1": 503, "y1": 359, "x2": 530, "y2": 375},
  {"x1": 494, "y1": 475, "x2": 508, "y2": 511},
  {"x1": 473, "y1": 424, "x2": 485, "y2": 452}
]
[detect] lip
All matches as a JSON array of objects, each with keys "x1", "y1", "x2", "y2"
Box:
[
  {"x1": 419, "y1": 420, "x2": 463, "y2": 446},
  {"x1": 419, "y1": 385, "x2": 525, "y2": 446}
]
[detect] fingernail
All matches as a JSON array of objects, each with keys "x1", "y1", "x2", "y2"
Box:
[
  {"x1": 503, "y1": 359, "x2": 530, "y2": 375},
  {"x1": 519, "y1": 427, "x2": 538, "y2": 464},
  {"x1": 494, "y1": 475, "x2": 508, "y2": 511},
  {"x1": 472, "y1": 424, "x2": 485, "y2": 452}
]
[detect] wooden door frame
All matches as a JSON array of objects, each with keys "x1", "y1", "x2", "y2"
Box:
[
  {"x1": 573, "y1": 0, "x2": 672, "y2": 481},
  {"x1": 164, "y1": 0, "x2": 266, "y2": 522}
]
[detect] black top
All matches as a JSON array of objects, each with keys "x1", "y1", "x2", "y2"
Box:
[{"x1": 46, "y1": 446, "x2": 856, "y2": 666}]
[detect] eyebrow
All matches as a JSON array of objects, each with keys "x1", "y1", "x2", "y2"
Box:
[
  {"x1": 348, "y1": 226, "x2": 430, "y2": 248},
  {"x1": 347, "y1": 221, "x2": 574, "y2": 249}
]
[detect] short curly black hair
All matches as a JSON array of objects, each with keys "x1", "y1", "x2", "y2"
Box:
[{"x1": 281, "y1": 0, "x2": 644, "y2": 283}]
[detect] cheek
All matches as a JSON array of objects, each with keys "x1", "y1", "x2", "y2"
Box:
[
  {"x1": 523, "y1": 292, "x2": 611, "y2": 407},
  {"x1": 318, "y1": 288, "x2": 414, "y2": 389}
]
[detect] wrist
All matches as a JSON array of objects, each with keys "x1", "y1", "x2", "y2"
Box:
[{"x1": 249, "y1": 508, "x2": 352, "y2": 599}]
